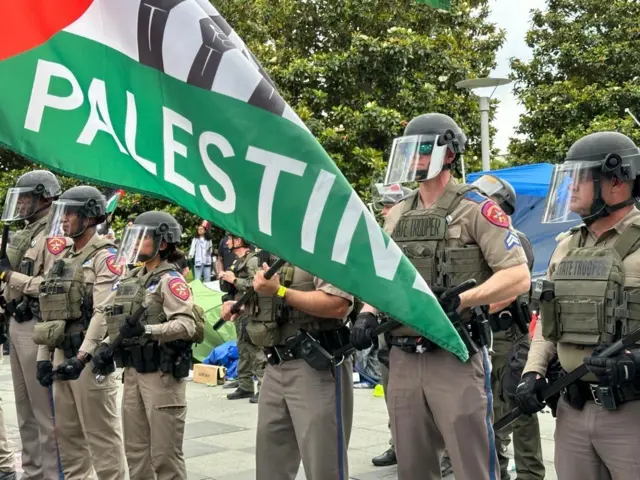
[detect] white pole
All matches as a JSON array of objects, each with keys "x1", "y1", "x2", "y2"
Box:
[
  {"x1": 479, "y1": 96, "x2": 491, "y2": 171},
  {"x1": 626, "y1": 108, "x2": 640, "y2": 128}
]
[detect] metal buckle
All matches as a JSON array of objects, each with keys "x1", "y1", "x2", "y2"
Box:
[{"x1": 589, "y1": 384, "x2": 602, "y2": 406}]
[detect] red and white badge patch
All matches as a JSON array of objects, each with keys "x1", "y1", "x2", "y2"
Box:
[
  {"x1": 46, "y1": 237, "x2": 66, "y2": 255},
  {"x1": 481, "y1": 201, "x2": 509, "y2": 228},
  {"x1": 105, "y1": 255, "x2": 123, "y2": 276},
  {"x1": 168, "y1": 278, "x2": 190, "y2": 301}
]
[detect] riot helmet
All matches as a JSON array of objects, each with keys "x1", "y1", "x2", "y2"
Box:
[
  {"x1": 116, "y1": 211, "x2": 183, "y2": 265},
  {"x1": 384, "y1": 113, "x2": 467, "y2": 185},
  {"x1": 543, "y1": 132, "x2": 640, "y2": 224},
  {"x1": 1, "y1": 170, "x2": 61, "y2": 222},
  {"x1": 369, "y1": 182, "x2": 411, "y2": 217},
  {"x1": 46, "y1": 186, "x2": 107, "y2": 238},
  {"x1": 472, "y1": 174, "x2": 517, "y2": 215},
  {"x1": 225, "y1": 231, "x2": 248, "y2": 250}
]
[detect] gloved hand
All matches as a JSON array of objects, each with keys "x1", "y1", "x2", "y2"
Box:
[
  {"x1": 92, "y1": 343, "x2": 115, "y2": 376},
  {"x1": 36, "y1": 361, "x2": 54, "y2": 387},
  {"x1": 119, "y1": 317, "x2": 145, "y2": 339},
  {"x1": 584, "y1": 347, "x2": 639, "y2": 386},
  {"x1": 350, "y1": 312, "x2": 378, "y2": 350},
  {"x1": 514, "y1": 372, "x2": 547, "y2": 415},
  {"x1": 56, "y1": 357, "x2": 85, "y2": 381}
]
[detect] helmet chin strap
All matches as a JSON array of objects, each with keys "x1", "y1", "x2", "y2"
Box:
[{"x1": 581, "y1": 173, "x2": 635, "y2": 225}]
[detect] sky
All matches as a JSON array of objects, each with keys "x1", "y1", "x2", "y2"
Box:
[{"x1": 482, "y1": 0, "x2": 548, "y2": 154}]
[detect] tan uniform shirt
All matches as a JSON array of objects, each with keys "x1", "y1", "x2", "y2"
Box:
[
  {"x1": 5, "y1": 216, "x2": 71, "y2": 302},
  {"x1": 384, "y1": 178, "x2": 527, "y2": 273},
  {"x1": 37, "y1": 234, "x2": 121, "y2": 361},
  {"x1": 524, "y1": 207, "x2": 640, "y2": 380}
]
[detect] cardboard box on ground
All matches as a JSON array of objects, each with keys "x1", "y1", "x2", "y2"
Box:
[{"x1": 193, "y1": 364, "x2": 226, "y2": 385}]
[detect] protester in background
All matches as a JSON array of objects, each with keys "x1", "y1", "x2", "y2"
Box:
[
  {"x1": 173, "y1": 249, "x2": 190, "y2": 278},
  {"x1": 188, "y1": 225, "x2": 212, "y2": 282},
  {"x1": 216, "y1": 234, "x2": 236, "y2": 278}
]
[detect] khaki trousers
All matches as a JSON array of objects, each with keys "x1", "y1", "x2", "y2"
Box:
[
  {"x1": 0, "y1": 399, "x2": 14, "y2": 472},
  {"x1": 9, "y1": 318, "x2": 59, "y2": 479},
  {"x1": 555, "y1": 397, "x2": 640, "y2": 480},
  {"x1": 378, "y1": 332, "x2": 394, "y2": 450},
  {"x1": 388, "y1": 346, "x2": 499, "y2": 480},
  {"x1": 256, "y1": 357, "x2": 353, "y2": 480},
  {"x1": 122, "y1": 367, "x2": 187, "y2": 480},
  {"x1": 52, "y1": 349, "x2": 126, "y2": 480}
]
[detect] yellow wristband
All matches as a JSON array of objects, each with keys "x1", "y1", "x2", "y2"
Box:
[{"x1": 276, "y1": 286, "x2": 288, "y2": 298}]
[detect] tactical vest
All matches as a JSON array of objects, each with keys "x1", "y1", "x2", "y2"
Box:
[
  {"x1": 231, "y1": 252, "x2": 256, "y2": 298},
  {"x1": 105, "y1": 262, "x2": 177, "y2": 342},
  {"x1": 538, "y1": 222, "x2": 640, "y2": 346},
  {"x1": 391, "y1": 183, "x2": 493, "y2": 336},
  {"x1": 6, "y1": 221, "x2": 47, "y2": 273},
  {"x1": 38, "y1": 237, "x2": 115, "y2": 325},
  {"x1": 245, "y1": 264, "x2": 345, "y2": 347}
]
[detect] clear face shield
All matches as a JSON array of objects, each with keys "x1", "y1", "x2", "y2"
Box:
[
  {"x1": 1, "y1": 187, "x2": 43, "y2": 222},
  {"x1": 472, "y1": 175, "x2": 505, "y2": 198},
  {"x1": 384, "y1": 134, "x2": 449, "y2": 185},
  {"x1": 46, "y1": 200, "x2": 92, "y2": 238},
  {"x1": 114, "y1": 226, "x2": 162, "y2": 266},
  {"x1": 542, "y1": 161, "x2": 601, "y2": 223},
  {"x1": 371, "y1": 183, "x2": 405, "y2": 212}
]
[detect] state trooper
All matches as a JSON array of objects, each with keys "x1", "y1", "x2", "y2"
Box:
[
  {"x1": 472, "y1": 174, "x2": 545, "y2": 480},
  {"x1": 221, "y1": 257, "x2": 354, "y2": 480},
  {"x1": 350, "y1": 113, "x2": 531, "y2": 480},
  {"x1": 515, "y1": 131, "x2": 640, "y2": 480},
  {"x1": 218, "y1": 234, "x2": 266, "y2": 403},
  {"x1": 0, "y1": 170, "x2": 63, "y2": 479},
  {"x1": 33, "y1": 186, "x2": 126, "y2": 479},
  {"x1": 92, "y1": 211, "x2": 201, "y2": 479}
]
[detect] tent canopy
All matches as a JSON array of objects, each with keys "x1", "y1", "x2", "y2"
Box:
[{"x1": 466, "y1": 163, "x2": 582, "y2": 278}]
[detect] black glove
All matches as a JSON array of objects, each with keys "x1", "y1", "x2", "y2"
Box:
[
  {"x1": 36, "y1": 361, "x2": 54, "y2": 387},
  {"x1": 0, "y1": 256, "x2": 11, "y2": 274},
  {"x1": 0, "y1": 314, "x2": 7, "y2": 345},
  {"x1": 119, "y1": 318, "x2": 145, "y2": 339},
  {"x1": 56, "y1": 357, "x2": 85, "y2": 381},
  {"x1": 584, "y1": 348, "x2": 640, "y2": 386},
  {"x1": 350, "y1": 312, "x2": 378, "y2": 350},
  {"x1": 92, "y1": 343, "x2": 115, "y2": 375},
  {"x1": 514, "y1": 372, "x2": 547, "y2": 415}
]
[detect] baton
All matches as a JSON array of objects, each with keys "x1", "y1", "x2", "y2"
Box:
[
  {"x1": 495, "y1": 324, "x2": 640, "y2": 431},
  {"x1": 94, "y1": 303, "x2": 147, "y2": 383},
  {"x1": 212, "y1": 258, "x2": 287, "y2": 330},
  {"x1": 332, "y1": 279, "x2": 478, "y2": 359}
]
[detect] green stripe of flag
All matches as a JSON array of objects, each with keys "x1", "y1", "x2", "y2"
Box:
[{"x1": 416, "y1": 0, "x2": 451, "y2": 10}]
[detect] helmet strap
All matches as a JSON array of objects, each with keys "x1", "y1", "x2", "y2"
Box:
[{"x1": 581, "y1": 172, "x2": 635, "y2": 225}]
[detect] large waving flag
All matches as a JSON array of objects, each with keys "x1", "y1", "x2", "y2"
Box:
[{"x1": 0, "y1": 0, "x2": 467, "y2": 361}]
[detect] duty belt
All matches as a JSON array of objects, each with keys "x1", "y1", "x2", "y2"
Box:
[
  {"x1": 389, "y1": 336, "x2": 438, "y2": 354},
  {"x1": 264, "y1": 327, "x2": 350, "y2": 366},
  {"x1": 488, "y1": 311, "x2": 514, "y2": 333},
  {"x1": 562, "y1": 376, "x2": 640, "y2": 411}
]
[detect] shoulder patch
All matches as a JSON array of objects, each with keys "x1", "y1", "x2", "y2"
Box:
[
  {"x1": 504, "y1": 231, "x2": 522, "y2": 251},
  {"x1": 46, "y1": 237, "x2": 66, "y2": 255},
  {"x1": 107, "y1": 247, "x2": 117, "y2": 254},
  {"x1": 167, "y1": 271, "x2": 180, "y2": 278},
  {"x1": 111, "y1": 279, "x2": 120, "y2": 291},
  {"x1": 464, "y1": 191, "x2": 486, "y2": 204},
  {"x1": 168, "y1": 277, "x2": 190, "y2": 301},
  {"x1": 481, "y1": 201, "x2": 510, "y2": 228},
  {"x1": 147, "y1": 281, "x2": 160, "y2": 293},
  {"x1": 105, "y1": 255, "x2": 124, "y2": 276}
]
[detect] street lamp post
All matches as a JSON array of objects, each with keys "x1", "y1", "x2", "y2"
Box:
[{"x1": 455, "y1": 77, "x2": 512, "y2": 172}]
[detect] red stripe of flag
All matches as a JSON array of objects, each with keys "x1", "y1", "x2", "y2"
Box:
[{"x1": 0, "y1": 0, "x2": 94, "y2": 61}]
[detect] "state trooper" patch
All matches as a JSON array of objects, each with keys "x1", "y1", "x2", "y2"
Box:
[
  {"x1": 481, "y1": 201, "x2": 509, "y2": 228},
  {"x1": 105, "y1": 255, "x2": 123, "y2": 276},
  {"x1": 46, "y1": 237, "x2": 66, "y2": 255},
  {"x1": 168, "y1": 278, "x2": 190, "y2": 301}
]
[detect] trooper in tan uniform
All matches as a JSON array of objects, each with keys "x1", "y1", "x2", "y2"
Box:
[
  {"x1": 0, "y1": 170, "x2": 63, "y2": 479},
  {"x1": 351, "y1": 113, "x2": 530, "y2": 480},
  {"x1": 33, "y1": 186, "x2": 126, "y2": 479},
  {"x1": 218, "y1": 234, "x2": 266, "y2": 403},
  {"x1": 222, "y1": 259, "x2": 354, "y2": 480},
  {"x1": 515, "y1": 132, "x2": 640, "y2": 480},
  {"x1": 472, "y1": 175, "x2": 545, "y2": 480},
  {"x1": 92, "y1": 211, "x2": 200, "y2": 480}
]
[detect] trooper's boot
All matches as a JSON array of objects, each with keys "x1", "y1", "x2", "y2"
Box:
[
  {"x1": 227, "y1": 387, "x2": 253, "y2": 400},
  {"x1": 372, "y1": 448, "x2": 396, "y2": 467},
  {"x1": 440, "y1": 454, "x2": 453, "y2": 476},
  {"x1": 249, "y1": 392, "x2": 259, "y2": 404},
  {"x1": 223, "y1": 380, "x2": 239, "y2": 389},
  {"x1": 0, "y1": 471, "x2": 16, "y2": 480}
]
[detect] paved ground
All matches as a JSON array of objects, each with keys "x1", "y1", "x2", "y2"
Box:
[{"x1": 0, "y1": 352, "x2": 557, "y2": 479}]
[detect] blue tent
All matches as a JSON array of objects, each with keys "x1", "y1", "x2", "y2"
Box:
[{"x1": 466, "y1": 163, "x2": 581, "y2": 278}]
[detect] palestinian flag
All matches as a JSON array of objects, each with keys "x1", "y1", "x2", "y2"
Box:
[
  {"x1": 106, "y1": 189, "x2": 125, "y2": 214},
  {"x1": 0, "y1": 0, "x2": 467, "y2": 360}
]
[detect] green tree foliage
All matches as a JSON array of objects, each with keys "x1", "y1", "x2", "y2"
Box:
[
  {"x1": 509, "y1": 0, "x2": 640, "y2": 164},
  {"x1": 216, "y1": 0, "x2": 504, "y2": 198}
]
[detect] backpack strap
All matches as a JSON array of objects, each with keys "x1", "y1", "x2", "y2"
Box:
[
  {"x1": 614, "y1": 221, "x2": 640, "y2": 260},
  {"x1": 567, "y1": 225, "x2": 586, "y2": 249}
]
